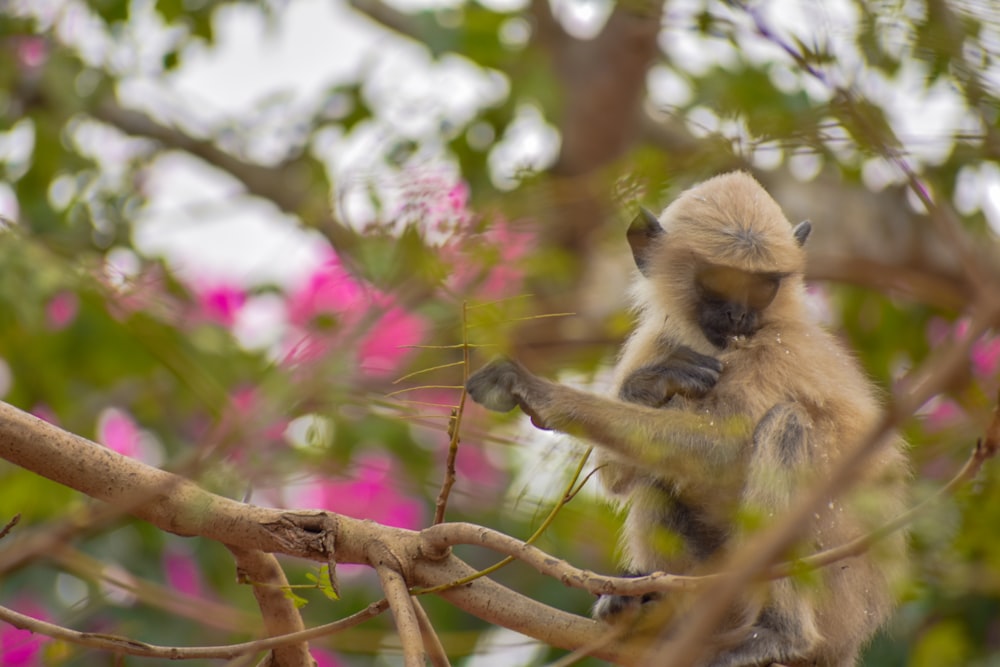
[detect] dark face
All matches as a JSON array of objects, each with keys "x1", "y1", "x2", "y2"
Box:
[{"x1": 694, "y1": 264, "x2": 784, "y2": 349}]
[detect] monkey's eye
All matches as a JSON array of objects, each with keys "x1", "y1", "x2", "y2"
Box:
[
  {"x1": 745, "y1": 275, "x2": 781, "y2": 310},
  {"x1": 696, "y1": 266, "x2": 782, "y2": 310}
]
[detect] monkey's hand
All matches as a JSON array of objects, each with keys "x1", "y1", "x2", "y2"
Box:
[
  {"x1": 466, "y1": 357, "x2": 552, "y2": 429},
  {"x1": 619, "y1": 345, "x2": 723, "y2": 407}
]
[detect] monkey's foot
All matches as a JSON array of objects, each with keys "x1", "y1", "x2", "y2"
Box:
[{"x1": 592, "y1": 591, "x2": 660, "y2": 623}]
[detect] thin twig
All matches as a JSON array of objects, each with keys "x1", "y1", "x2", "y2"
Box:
[
  {"x1": 776, "y1": 433, "x2": 998, "y2": 577},
  {"x1": 0, "y1": 599, "x2": 389, "y2": 660},
  {"x1": 545, "y1": 623, "x2": 630, "y2": 667},
  {"x1": 420, "y1": 521, "x2": 700, "y2": 596},
  {"x1": 737, "y1": 1, "x2": 991, "y2": 294},
  {"x1": 0, "y1": 514, "x2": 19, "y2": 541},
  {"x1": 414, "y1": 447, "x2": 595, "y2": 595},
  {"x1": 434, "y1": 302, "x2": 470, "y2": 524},
  {"x1": 413, "y1": 596, "x2": 452, "y2": 667}
]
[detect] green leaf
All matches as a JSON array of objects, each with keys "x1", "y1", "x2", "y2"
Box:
[{"x1": 282, "y1": 588, "x2": 310, "y2": 609}]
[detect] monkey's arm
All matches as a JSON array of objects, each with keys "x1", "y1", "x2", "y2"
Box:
[{"x1": 466, "y1": 358, "x2": 752, "y2": 487}]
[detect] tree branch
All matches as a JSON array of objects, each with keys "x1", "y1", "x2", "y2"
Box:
[
  {"x1": 228, "y1": 546, "x2": 311, "y2": 667},
  {"x1": 91, "y1": 100, "x2": 321, "y2": 218},
  {"x1": 412, "y1": 597, "x2": 451, "y2": 667},
  {"x1": 419, "y1": 522, "x2": 701, "y2": 596},
  {"x1": 0, "y1": 400, "x2": 617, "y2": 659},
  {"x1": 0, "y1": 598, "x2": 390, "y2": 661},
  {"x1": 370, "y1": 542, "x2": 426, "y2": 667},
  {"x1": 347, "y1": 0, "x2": 423, "y2": 41}
]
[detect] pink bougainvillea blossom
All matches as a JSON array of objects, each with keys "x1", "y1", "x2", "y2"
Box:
[
  {"x1": 15, "y1": 36, "x2": 47, "y2": 69},
  {"x1": 283, "y1": 249, "x2": 425, "y2": 376},
  {"x1": 972, "y1": 336, "x2": 1000, "y2": 378},
  {"x1": 286, "y1": 250, "x2": 365, "y2": 328},
  {"x1": 0, "y1": 599, "x2": 49, "y2": 667},
  {"x1": 442, "y1": 215, "x2": 534, "y2": 300},
  {"x1": 393, "y1": 172, "x2": 474, "y2": 237},
  {"x1": 224, "y1": 386, "x2": 290, "y2": 448},
  {"x1": 163, "y1": 548, "x2": 205, "y2": 598},
  {"x1": 193, "y1": 283, "x2": 247, "y2": 328},
  {"x1": 359, "y1": 303, "x2": 427, "y2": 377},
  {"x1": 30, "y1": 404, "x2": 57, "y2": 424},
  {"x1": 290, "y1": 455, "x2": 424, "y2": 530},
  {"x1": 311, "y1": 648, "x2": 346, "y2": 667},
  {"x1": 922, "y1": 395, "x2": 964, "y2": 432},
  {"x1": 97, "y1": 407, "x2": 141, "y2": 458},
  {"x1": 926, "y1": 317, "x2": 1000, "y2": 379},
  {"x1": 46, "y1": 291, "x2": 79, "y2": 331}
]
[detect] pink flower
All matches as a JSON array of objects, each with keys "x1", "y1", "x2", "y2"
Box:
[
  {"x1": 30, "y1": 405, "x2": 57, "y2": 424},
  {"x1": 311, "y1": 648, "x2": 346, "y2": 667},
  {"x1": 194, "y1": 283, "x2": 247, "y2": 328},
  {"x1": 360, "y1": 304, "x2": 426, "y2": 377},
  {"x1": 97, "y1": 407, "x2": 141, "y2": 458},
  {"x1": 923, "y1": 396, "x2": 964, "y2": 432},
  {"x1": 446, "y1": 182, "x2": 470, "y2": 214},
  {"x1": 444, "y1": 215, "x2": 534, "y2": 299},
  {"x1": 46, "y1": 291, "x2": 78, "y2": 331},
  {"x1": 15, "y1": 37, "x2": 47, "y2": 69},
  {"x1": 163, "y1": 549, "x2": 205, "y2": 598},
  {"x1": 286, "y1": 251, "x2": 364, "y2": 328},
  {"x1": 291, "y1": 455, "x2": 424, "y2": 530},
  {"x1": 229, "y1": 387, "x2": 289, "y2": 442},
  {"x1": 283, "y1": 249, "x2": 425, "y2": 377},
  {"x1": 972, "y1": 336, "x2": 1000, "y2": 378},
  {"x1": 0, "y1": 599, "x2": 48, "y2": 667},
  {"x1": 926, "y1": 318, "x2": 1000, "y2": 379}
]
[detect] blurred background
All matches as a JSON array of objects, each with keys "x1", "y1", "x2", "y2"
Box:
[{"x1": 1, "y1": 0, "x2": 1000, "y2": 665}]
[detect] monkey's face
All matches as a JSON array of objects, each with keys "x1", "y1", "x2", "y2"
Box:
[{"x1": 694, "y1": 264, "x2": 783, "y2": 349}]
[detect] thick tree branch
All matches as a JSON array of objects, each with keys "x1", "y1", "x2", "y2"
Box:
[{"x1": 0, "y1": 400, "x2": 621, "y2": 660}]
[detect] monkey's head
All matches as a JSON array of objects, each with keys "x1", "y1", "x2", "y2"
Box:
[{"x1": 628, "y1": 171, "x2": 811, "y2": 350}]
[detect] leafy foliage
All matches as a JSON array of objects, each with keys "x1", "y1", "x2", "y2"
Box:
[{"x1": 1, "y1": 0, "x2": 1000, "y2": 665}]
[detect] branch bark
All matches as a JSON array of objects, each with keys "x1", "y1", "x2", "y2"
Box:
[{"x1": 228, "y1": 546, "x2": 311, "y2": 667}]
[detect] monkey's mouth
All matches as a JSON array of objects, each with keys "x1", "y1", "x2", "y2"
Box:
[
  {"x1": 725, "y1": 334, "x2": 752, "y2": 350},
  {"x1": 704, "y1": 328, "x2": 755, "y2": 349}
]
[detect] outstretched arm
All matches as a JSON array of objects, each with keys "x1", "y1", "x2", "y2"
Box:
[{"x1": 465, "y1": 358, "x2": 752, "y2": 489}]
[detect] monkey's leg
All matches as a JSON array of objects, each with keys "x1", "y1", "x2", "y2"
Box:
[
  {"x1": 706, "y1": 403, "x2": 821, "y2": 667},
  {"x1": 619, "y1": 346, "x2": 723, "y2": 407},
  {"x1": 466, "y1": 357, "x2": 753, "y2": 491}
]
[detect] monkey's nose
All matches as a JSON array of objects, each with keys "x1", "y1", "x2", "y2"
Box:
[{"x1": 725, "y1": 306, "x2": 747, "y2": 324}]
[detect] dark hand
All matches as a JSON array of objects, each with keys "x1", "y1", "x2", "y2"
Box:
[
  {"x1": 619, "y1": 346, "x2": 722, "y2": 407},
  {"x1": 466, "y1": 357, "x2": 552, "y2": 429}
]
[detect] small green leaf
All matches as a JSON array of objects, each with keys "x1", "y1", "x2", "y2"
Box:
[{"x1": 282, "y1": 588, "x2": 309, "y2": 609}]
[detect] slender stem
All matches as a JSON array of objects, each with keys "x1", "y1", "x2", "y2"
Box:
[
  {"x1": 434, "y1": 302, "x2": 470, "y2": 525},
  {"x1": 413, "y1": 596, "x2": 452, "y2": 667}
]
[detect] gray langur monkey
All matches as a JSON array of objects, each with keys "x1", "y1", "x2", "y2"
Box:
[{"x1": 465, "y1": 171, "x2": 907, "y2": 667}]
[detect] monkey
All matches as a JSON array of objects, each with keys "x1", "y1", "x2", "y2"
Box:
[{"x1": 465, "y1": 171, "x2": 908, "y2": 666}]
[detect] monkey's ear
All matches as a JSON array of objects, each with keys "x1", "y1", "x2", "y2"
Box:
[
  {"x1": 793, "y1": 220, "x2": 812, "y2": 247},
  {"x1": 628, "y1": 207, "x2": 664, "y2": 275}
]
